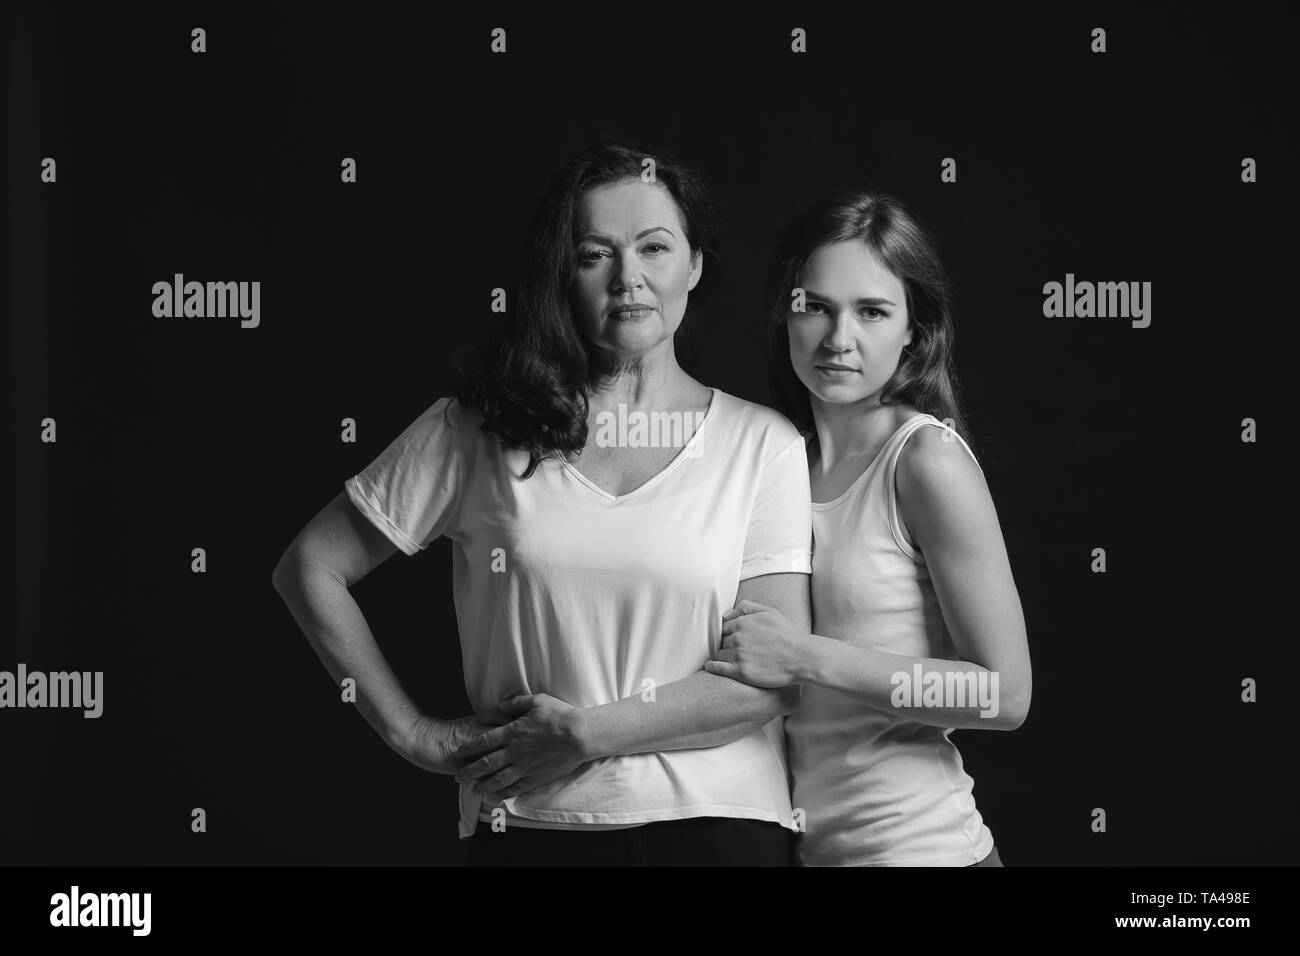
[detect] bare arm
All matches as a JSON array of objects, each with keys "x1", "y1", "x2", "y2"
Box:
[
  {"x1": 714, "y1": 428, "x2": 1030, "y2": 731},
  {"x1": 808, "y1": 427, "x2": 1030, "y2": 729},
  {"x1": 582, "y1": 571, "x2": 810, "y2": 758},
  {"x1": 272, "y1": 492, "x2": 492, "y2": 770}
]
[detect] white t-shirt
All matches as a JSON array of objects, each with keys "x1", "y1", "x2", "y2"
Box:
[
  {"x1": 785, "y1": 413, "x2": 996, "y2": 866},
  {"x1": 344, "y1": 387, "x2": 813, "y2": 838}
]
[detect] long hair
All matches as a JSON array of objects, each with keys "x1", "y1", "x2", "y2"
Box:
[
  {"x1": 452, "y1": 141, "x2": 720, "y2": 477},
  {"x1": 764, "y1": 190, "x2": 974, "y2": 452}
]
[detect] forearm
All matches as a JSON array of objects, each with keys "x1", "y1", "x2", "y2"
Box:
[
  {"x1": 272, "y1": 557, "x2": 425, "y2": 756},
  {"x1": 581, "y1": 671, "x2": 799, "y2": 760},
  {"x1": 800, "y1": 635, "x2": 1023, "y2": 730}
]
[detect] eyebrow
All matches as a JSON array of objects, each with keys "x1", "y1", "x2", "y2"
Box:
[
  {"x1": 804, "y1": 289, "x2": 897, "y2": 307},
  {"x1": 578, "y1": 227, "x2": 676, "y2": 244}
]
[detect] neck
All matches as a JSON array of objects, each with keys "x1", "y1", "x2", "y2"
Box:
[
  {"x1": 587, "y1": 339, "x2": 687, "y2": 408},
  {"x1": 809, "y1": 392, "x2": 900, "y2": 474}
]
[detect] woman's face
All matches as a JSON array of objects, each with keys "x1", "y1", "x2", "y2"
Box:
[
  {"x1": 570, "y1": 178, "x2": 702, "y2": 359},
  {"x1": 786, "y1": 240, "x2": 913, "y2": 409}
]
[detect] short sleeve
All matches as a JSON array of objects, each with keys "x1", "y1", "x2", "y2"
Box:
[
  {"x1": 739, "y1": 433, "x2": 813, "y2": 580},
  {"x1": 344, "y1": 397, "x2": 466, "y2": 555}
]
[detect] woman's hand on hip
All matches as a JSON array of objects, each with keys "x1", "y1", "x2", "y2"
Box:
[
  {"x1": 705, "y1": 599, "x2": 811, "y2": 687},
  {"x1": 452, "y1": 693, "x2": 593, "y2": 800},
  {"x1": 400, "y1": 713, "x2": 509, "y2": 775}
]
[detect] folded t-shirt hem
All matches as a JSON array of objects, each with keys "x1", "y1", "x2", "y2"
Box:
[
  {"x1": 344, "y1": 477, "x2": 422, "y2": 556},
  {"x1": 739, "y1": 551, "x2": 813, "y2": 580}
]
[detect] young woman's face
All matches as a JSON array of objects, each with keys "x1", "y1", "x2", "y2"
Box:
[
  {"x1": 786, "y1": 240, "x2": 913, "y2": 408},
  {"x1": 570, "y1": 178, "x2": 702, "y2": 359}
]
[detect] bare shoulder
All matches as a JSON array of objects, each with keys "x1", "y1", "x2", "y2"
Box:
[
  {"x1": 900, "y1": 421, "x2": 979, "y2": 473},
  {"x1": 896, "y1": 422, "x2": 990, "y2": 516}
]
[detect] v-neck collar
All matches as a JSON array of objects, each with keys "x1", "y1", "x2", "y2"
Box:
[{"x1": 560, "y1": 387, "x2": 721, "y2": 504}]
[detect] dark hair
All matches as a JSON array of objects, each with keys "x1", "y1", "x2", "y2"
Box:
[
  {"x1": 452, "y1": 141, "x2": 720, "y2": 478},
  {"x1": 764, "y1": 190, "x2": 973, "y2": 451}
]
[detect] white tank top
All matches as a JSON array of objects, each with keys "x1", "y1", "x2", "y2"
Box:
[{"x1": 785, "y1": 413, "x2": 996, "y2": 866}]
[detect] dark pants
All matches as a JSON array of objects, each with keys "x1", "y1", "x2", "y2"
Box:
[
  {"x1": 969, "y1": 845, "x2": 1004, "y2": 867},
  {"x1": 465, "y1": 816, "x2": 796, "y2": 867}
]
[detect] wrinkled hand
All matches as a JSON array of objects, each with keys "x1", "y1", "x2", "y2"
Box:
[
  {"x1": 402, "y1": 711, "x2": 513, "y2": 776},
  {"x1": 452, "y1": 693, "x2": 593, "y2": 800},
  {"x1": 704, "y1": 599, "x2": 810, "y2": 687}
]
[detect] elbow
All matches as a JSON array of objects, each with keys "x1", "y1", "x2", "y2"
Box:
[
  {"x1": 996, "y1": 682, "x2": 1031, "y2": 731},
  {"x1": 771, "y1": 683, "x2": 802, "y2": 718},
  {"x1": 271, "y1": 548, "x2": 300, "y2": 594},
  {"x1": 998, "y1": 708, "x2": 1026, "y2": 732}
]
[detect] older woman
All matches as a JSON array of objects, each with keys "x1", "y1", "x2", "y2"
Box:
[{"x1": 272, "y1": 142, "x2": 813, "y2": 866}]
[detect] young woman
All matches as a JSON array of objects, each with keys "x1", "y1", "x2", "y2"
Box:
[{"x1": 705, "y1": 191, "x2": 1031, "y2": 866}]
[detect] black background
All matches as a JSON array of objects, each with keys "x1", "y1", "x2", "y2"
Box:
[{"x1": 3, "y1": 2, "x2": 1294, "y2": 866}]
